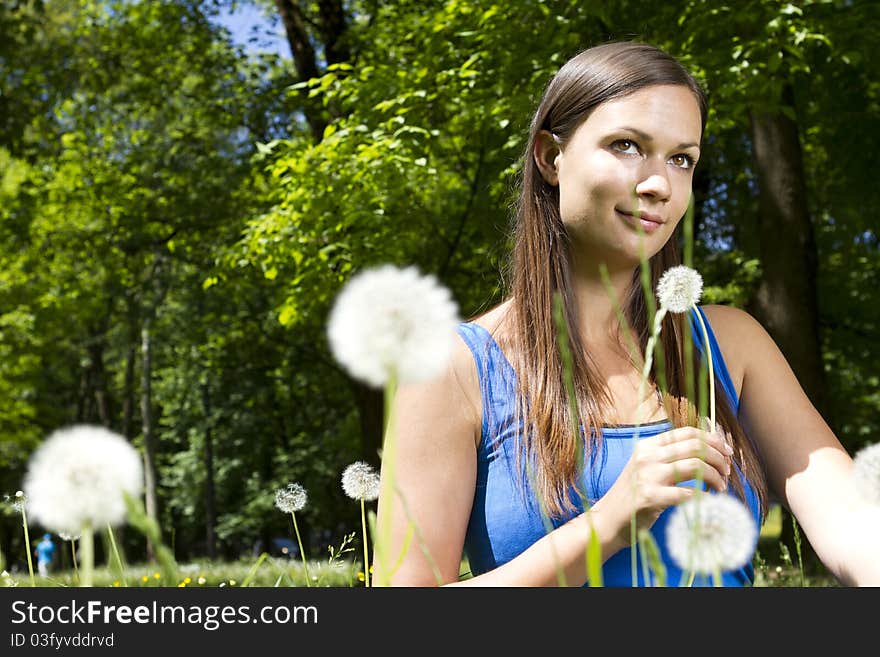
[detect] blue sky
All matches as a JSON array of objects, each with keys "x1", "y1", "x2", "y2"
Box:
[{"x1": 214, "y1": 3, "x2": 289, "y2": 58}]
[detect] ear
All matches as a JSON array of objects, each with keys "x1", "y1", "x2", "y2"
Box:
[{"x1": 533, "y1": 130, "x2": 561, "y2": 186}]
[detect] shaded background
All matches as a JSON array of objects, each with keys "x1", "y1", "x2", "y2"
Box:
[{"x1": 1, "y1": 0, "x2": 877, "y2": 574}]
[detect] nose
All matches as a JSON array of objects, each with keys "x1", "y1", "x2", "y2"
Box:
[{"x1": 635, "y1": 163, "x2": 671, "y2": 202}]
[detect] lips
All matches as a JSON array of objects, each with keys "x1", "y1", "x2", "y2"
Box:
[{"x1": 617, "y1": 209, "x2": 663, "y2": 224}]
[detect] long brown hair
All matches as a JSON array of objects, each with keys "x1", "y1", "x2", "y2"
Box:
[{"x1": 497, "y1": 41, "x2": 767, "y2": 519}]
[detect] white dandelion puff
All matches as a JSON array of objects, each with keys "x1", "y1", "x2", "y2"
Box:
[
  {"x1": 274, "y1": 482, "x2": 308, "y2": 513},
  {"x1": 4, "y1": 491, "x2": 25, "y2": 512},
  {"x1": 656, "y1": 265, "x2": 703, "y2": 313},
  {"x1": 666, "y1": 494, "x2": 757, "y2": 575},
  {"x1": 327, "y1": 264, "x2": 460, "y2": 387},
  {"x1": 23, "y1": 425, "x2": 144, "y2": 535},
  {"x1": 853, "y1": 442, "x2": 880, "y2": 506},
  {"x1": 341, "y1": 461, "x2": 380, "y2": 501},
  {"x1": 273, "y1": 481, "x2": 311, "y2": 584}
]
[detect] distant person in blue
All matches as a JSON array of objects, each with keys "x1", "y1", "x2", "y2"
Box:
[
  {"x1": 35, "y1": 533, "x2": 55, "y2": 578},
  {"x1": 371, "y1": 41, "x2": 880, "y2": 586}
]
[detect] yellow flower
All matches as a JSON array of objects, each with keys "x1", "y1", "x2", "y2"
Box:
[
  {"x1": 229, "y1": 579, "x2": 236, "y2": 586},
  {"x1": 153, "y1": 572, "x2": 160, "y2": 580},
  {"x1": 178, "y1": 582, "x2": 186, "y2": 588},
  {"x1": 141, "y1": 575, "x2": 149, "y2": 583},
  {"x1": 357, "y1": 572, "x2": 365, "y2": 581},
  {"x1": 113, "y1": 581, "x2": 120, "y2": 587},
  {"x1": 184, "y1": 577, "x2": 191, "y2": 584}
]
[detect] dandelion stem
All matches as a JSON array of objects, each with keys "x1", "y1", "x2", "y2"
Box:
[
  {"x1": 290, "y1": 511, "x2": 311, "y2": 587},
  {"x1": 360, "y1": 498, "x2": 370, "y2": 587},
  {"x1": 681, "y1": 570, "x2": 696, "y2": 587},
  {"x1": 19, "y1": 503, "x2": 35, "y2": 587},
  {"x1": 375, "y1": 373, "x2": 399, "y2": 586},
  {"x1": 106, "y1": 525, "x2": 128, "y2": 587},
  {"x1": 692, "y1": 309, "x2": 716, "y2": 432},
  {"x1": 80, "y1": 525, "x2": 94, "y2": 588},
  {"x1": 70, "y1": 537, "x2": 79, "y2": 583}
]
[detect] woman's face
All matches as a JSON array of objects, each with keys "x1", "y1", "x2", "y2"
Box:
[{"x1": 540, "y1": 84, "x2": 703, "y2": 268}]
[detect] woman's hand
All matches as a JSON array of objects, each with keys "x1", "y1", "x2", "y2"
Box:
[{"x1": 598, "y1": 426, "x2": 734, "y2": 545}]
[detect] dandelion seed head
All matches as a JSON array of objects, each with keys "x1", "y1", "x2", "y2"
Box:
[
  {"x1": 853, "y1": 442, "x2": 880, "y2": 506},
  {"x1": 327, "y1": 265, "x2": 460, "y2": 387},
  {"x1": 275, "y1": 482, "x2": 308, "y2": 513},
  {"x1": 341, "y1": 461, "x2": 380, "y2": 501},
  {"x1": 656, "y1": 265, "x2": 703, "y2": 313},
  {"x1": 58, "y1": 532, "x2": 80, "y2": 542},
  {"x1": 5, "y1": 492, "x2": 25, "y2": 513},
  {"x1": 666, "y1": 493, "x2": 757, "y2": 575},
  {"x1": 23, "y1": 424, "x2": 144, "y2": 535}
]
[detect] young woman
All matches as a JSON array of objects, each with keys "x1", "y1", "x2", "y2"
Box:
[{"x1": 372, "y1": 41, "x2": 880, "y2": 587}]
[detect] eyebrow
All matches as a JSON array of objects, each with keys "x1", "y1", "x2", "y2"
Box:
[{"x1": 613, "y1": 126, "x2": 700, "y2": 151}]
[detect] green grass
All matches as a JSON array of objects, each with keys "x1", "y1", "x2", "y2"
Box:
[
  {"x1": 2, "y1": 505, "x2": 836, "y2": 588},
  {"x1": 5, "y1": 556, "x2": 361, "y2": 588},
  {"x1": 6, "y1": 549, "x2": 838, "y2": 587}
]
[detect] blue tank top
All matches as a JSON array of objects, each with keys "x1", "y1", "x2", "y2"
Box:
[{"x1": 457, "y1": 305, "x2": 762, "y2": 587}]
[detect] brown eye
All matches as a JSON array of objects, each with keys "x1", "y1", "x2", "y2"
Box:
[
  {"x1": 612, "y1": 139, "x2": 639, "y2": 155},
  {"x1": 670, "y1": 154, "x2": 695, "y2": 169}
]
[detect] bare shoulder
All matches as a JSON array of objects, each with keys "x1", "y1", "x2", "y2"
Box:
[
  {"x1": 700, "y1": 303, "x2": 766, "y2": 343},
  {"x1": 699, "y1": 304, "x2": 768, "y2": 398},
  {"x1": 471, "y1": 298, "x2": 514, "y2": 336},
  {"x1": 448, "y1": 299, "x2": 514, "y2": 445}
]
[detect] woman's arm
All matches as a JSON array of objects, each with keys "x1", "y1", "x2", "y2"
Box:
[
  {"x1": 369, "y1": 336, "x2": 481, "y2": 585},
  {"x1": 716, "y1": 305, "x2": 880, "y2": 585}
]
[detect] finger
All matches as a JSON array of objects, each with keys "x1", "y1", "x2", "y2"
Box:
[
  {"x1": 653, "y1": 485, "x2": 696, "y2": 508},
  {"x1": 665, "y1": 458, "x2": 727, "y2": 493},
  {"x1": 685, "y1": 425, "x2": 735, "y2": 460},
  {"x1": 650, "y1": 425, "x2": 707, "y2": 447},
  {"x1": 710, "y1": 427, "x2": 735, "y2": 454},
  {"x1": 658, "y1": 438, "x2": 731, "y2": 477},
  {"x1": 649, "y1": 426, "x2": 734, "y2": 460}
]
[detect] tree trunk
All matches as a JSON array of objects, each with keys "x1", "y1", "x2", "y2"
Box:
[
  {"x1": 122, "y1": 337, "x2": 136, "y2": 440},
  {"x1": 201, "y1": 381, "x2": 217, "y2": 560},
  {"x1": 747, "y1": 84, "x2": 828, "y2": 421},
  {"x1": 274, "y1": 0, "x2": 327, "y2": 142},
  {"x1": 316, "y1": 0, "x2": 350, "y2": 65},
  {"x1": 122, "y1": 305, "x2": 138, "y2": 440},
  {"x1": 140, "y1": 321, "x2": 158, "y2": 562},
  {"x1": 87, "y1": 339, "x2": 112, "y2": 428},
  {"x1": 274, "y1": 0, "x2": 350, "y2": 142}
]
